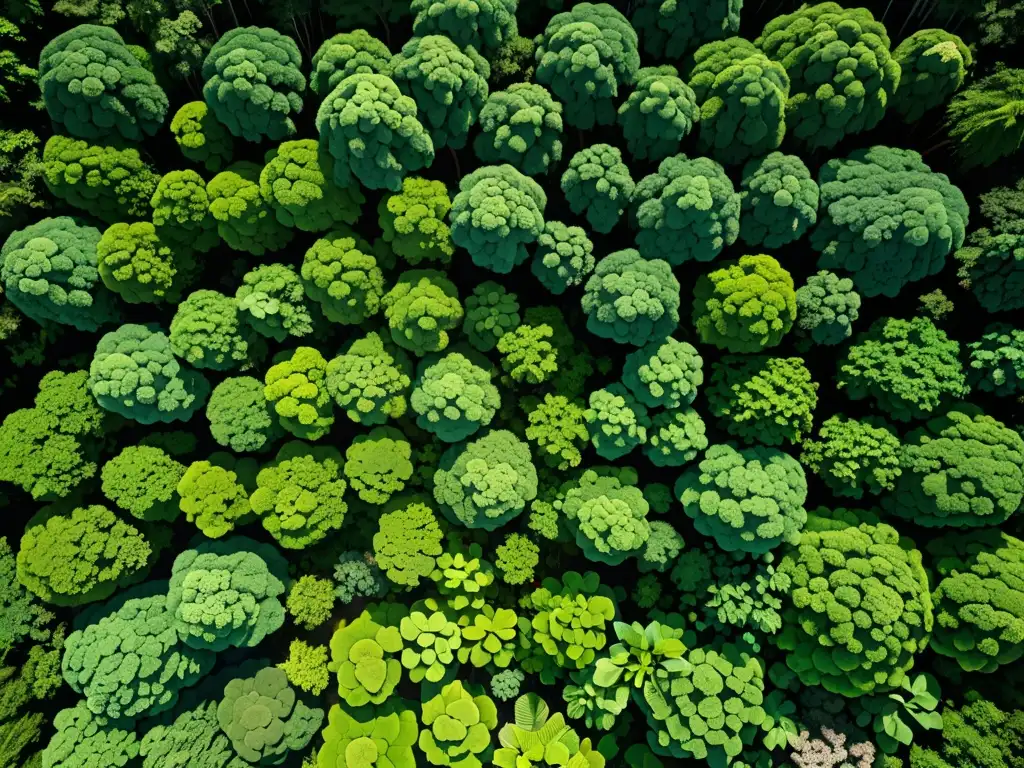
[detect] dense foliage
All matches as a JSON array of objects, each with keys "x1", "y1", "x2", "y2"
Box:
[{"x1": 1, "y1": 2, "x2": 1022, "y2": 768}]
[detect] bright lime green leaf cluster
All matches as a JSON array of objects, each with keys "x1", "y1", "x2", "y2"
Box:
[
  {"x1": 328, "y1": 609, "x2": 404, "y2": 707},
  {"x1": 96, "y1": 221, "x2": 184, "y2": 304},
  {"x1": 522, "y1": 571, "x2": 617, "y2": 671},
  {"x1": 300, "y1": 229, "x2": 383, "y2": 325},
  {"x1": 260, "y1": 139, "x2": 365, "y2": 232},
  {"x1": 170, "y1": 101, "x2": 233, "y2": 171},
  {"x1": 236, "y1": 263, "x2": 317, "y2": 342},
  {"x1": 374, "y1": 501, "x2": 445, "y2": 588},
  {"x1": 400, "y1": 601, "x2": 462, "y2": 683},
  {"x1": 344, "y1": 427, "x2": 413, "y2": 504},
  {"x1": 170, "y1": 289, "x2": 252, "y2": 371},
  {"x1": 317, "y1": 702, "x2": 418, "y2": 768},
  {"x1": 419, "y1": 680, "x2": 498, "y2": 768},
  {"x1": 525, "y1": 393, "x2": 589, "y2": 471},
  {"x1": 150, "y1": 169, "x2": 218, "y2": 252},
  {"x1": 101, "y1": 445, "x2": 185, "y2": 522},
  {"x1": 206, "y1": 375, "x2": 284, "y2": 453},
  {"x1": 378, "y1": 177, "x2": 454, "y2": 266},
  {"x1": 693, "y1": 254, "x2": 797, "y2": 353},
  {"x1": 177, "y1": 456, "x2": 255, "y2": 538},
  {"x1": 207, "y1": 162, "x2": 294, "y2": 256},
  {"x1": 497, "y1": 323, "x2": 558, "y2": 385},
  {"x1": 264, "y1": 346, "x2": 334, "y2": 441}
]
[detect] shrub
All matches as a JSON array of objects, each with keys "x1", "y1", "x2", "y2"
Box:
[
  {"x1": 167, "y1": 538, "x2": 287, "y2": 650},
  {"x1": 137, "y1": 700, "x2": 241, "y2": 768},
  {"x1": 434, "y1": 429, "x2": 538, "y2": 530},
  {"x1": 170, "y1": 101, "x2": 233, "y2": 171},
  {"x1": 907, "y1": 694, "x2": 1024, "y2": 768},
  {"x1": 584, "y1": 384, "x2": 650, "y2": 461},
  {"x1": 17, "y1": 503, "x2": 149, "y2": 606},
  {"x1": 411, "y1": 352, "x2": 501, "y2": 442},
  {"x1": 495, "y1": 533, "x2": 540, "y2": 586},
  {"x1": 622, "y1": 337, "x2": 703, "y2": 409},
  {"x1": 581, "y1": 249, "x2": 680, "y2": 346},
  {"x1": 795, "y1": 271, "x2": 861, "y2": 346},
  {"x1": 419, "y1": 680, "x2": 498, "y2": 768},
  {"x1": 278, "y1": 639, "x2": 330, "y2": 696},
  {"x1": 462, "y1": 281, "x2": 520, "y2": 352},
  {"x1": 0, "y1": 216, "x2": 119, "y2": 331},
  {"x1": 317, "y1": 703, "x2": 418, "y2": 768},
  {"x1": 169, "y1": 289, "x2": 252, "y2": 371},
  {"x1": 62, "y1": 585, "x2": 214, "y2": 719},
  {"x1": 177, "y1": 457, "x2": 254, "y2": 539},
  {"x1": 756, "y1": 4, "x2": 900, "y2": 148},
  {"x1": 264, "y1": 347, "x2": 334, "y2": 441},
  {"x1": 633, "y1": 153, "x2": 740, "y2": 265},
  {"x1": 644, "y1": 408, "x2": 709, "y2": 468},
  {"x1": 928, "y1": 530, "x2": 1024, "y2": 673},
  {"x1": 738, "y1": 152, "x2": 818, "y2": 249},
  {"x1": 202, "y1": 27, "x2": 305, "y2": 142},
  {"x1": 947, "y1": 67, "x2": 1024, "y2": 169},
  {"x1": 774, "y1": 508, "x2": 933, "y2": 697},
  {"x1": 706, "y1": 356, "x2": 819, "y2": 446},
  {"x1": 325, "y1": 331, "x2": 413, "y2": 426},
  {"x1": 812, "y1": 146, "x2": 969, "y2": 299},
  {"x1": 892, "y1": 29, "x2": 972, "y2": 123},
  {"x1": 689, "y1": 42, "x2": 790, "y2": 165},
  {"x1": 491, "y1": 669, "x2": 525, "y2": 701},
  {"x1": 89, "y1": 323, "x2": 210, "y2": 424},
  {"x1": 344, "y1": 427, "x2": 413, "y2": 504},
  {"x1": 300, "y1": 230, "x2": 383, "y2": 325},
  {"x1": 966, "y1": 323, "x2": 1024, "y2": 396},
  {"x1": 531, "y1": 221, "x2": 594, "y2": 295},
  {"x1": 525, "y1": 393, "x2": 589, "y2": 471},
  {"x1": 450, "y1": 164, "x2": 547, "y2": 274},
  {"x1": 207, "y1": 162, "x2": 294, "y2": 256},
  {"x1": 399, "y1": 601, "x2": 461, "y2": 683},
  {"x1": 327, "y1": 610, "x2": 404, "y2": 706},
  {"x1": 392, "y1": 35, "x2": 490, "y2": 151},
  {"x1": 883, "y1": 406, "x2": 1024, "y2": 528},
  {"x1": 41, "y1": 134, "x2": 159, "y2": 223},
  {"x1": 96, "y1": 221, "x2": 185, "y2": 304},
  {"x1": 617, "y1": 65, "x2": 698, "y2": 163},
  {"x1": 206, "y1": 375, "x2": 283, "y2": 453},
  {"x1": 497, "y1": 324, "x2": 558, "y2": 385},
  {"x1": 260, "y1": 140, "x2": 364, "y2": 233},
  {"x1": 676, "y1": 443, "x2": 808, "y2": 556},
  {"x1": 410, "y1": 0, "x2": 518, "y2": 54},
  {"x1": 493, "y1": 694, "x2": 606, "y2": 766},
  {"x1": 216, "y1": 667, "x2": 323, "y2": 764},
  {"x1": 333, "y1": 551, "x2": 388, "y2": 604},
  {"x1": 43, "y1": 702, "x2": 140, "y2": 768},
  {"x1": 560, "y1": 144, "x2": 634, "y2": 234},
  {"x1": 800, "y1": 415, "x2": 902, "y2": 499},
  {"x1": 692, "y1": 254, "x2": 797, "y2": 353},
  {"x1": 236, "y1": 263, "x2": 317, "y2": 342},
  {"x1": 316, "y1": 73, "x2": 434, "y2": 192},
  {"x1": 373, "y1": 501, "x2": 445, "y2": 588},
  {"x1": 378, "y1": 177, "x2": 454, "y2": 266},
  {"x1": 559, "y1": 467, "x2": 650, "y2": 565},
  {"x1": 150, "y1": 169, "x2": 218, "y2": 252},
  {"x1": 286, "y1": 575, "x2": 335, "y2": 631},
  {"x1": 249, "y1": 441, "x2": 348, "y2": 549},
  {"x1": 521, "y1": 571, "x2": 617, "y2": 671},
  {"x1": 382, "y1": 269, "x2": 463, "y2": 355},
  {"x1": 39, "y1": 24, "x2": 167, "y2": 142},
  {"x1": 310, "y1": 29, "x2": 392, "y2": 97},
  {"x1": 101, "y1": 445, "x2": 185, "y2": 522},
  {"x1": 474, "y1": 83, "x2": 564, "y2": 175},
  {"x1": 837, "y1": 316, "x2": 969, "y2": 422},
  {"x1": 631, "y1": 0, "x2": 742, "y2": 59}
]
